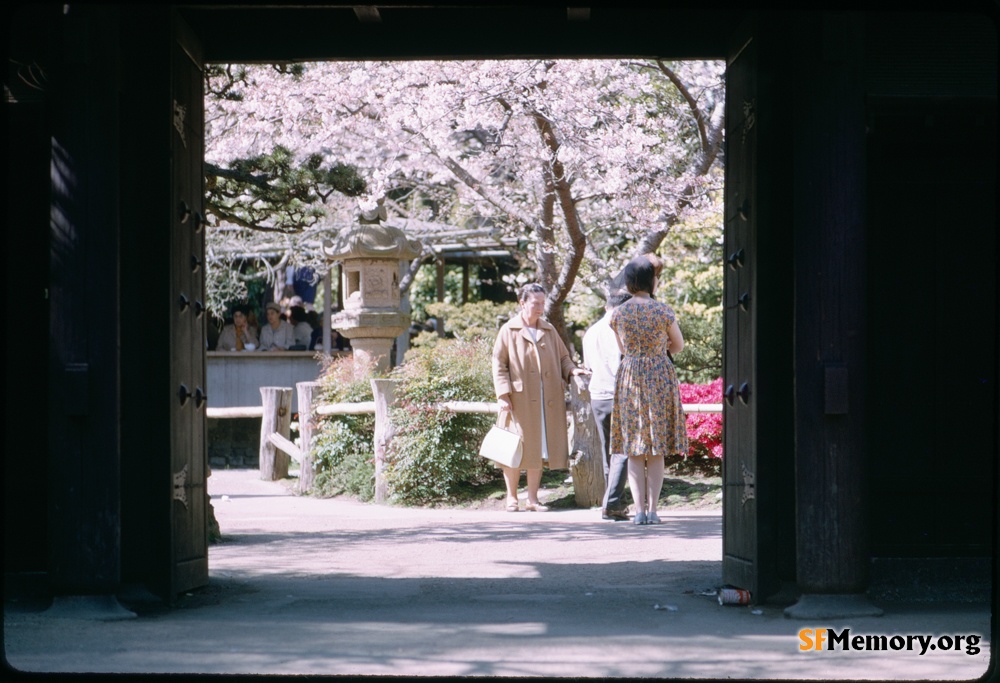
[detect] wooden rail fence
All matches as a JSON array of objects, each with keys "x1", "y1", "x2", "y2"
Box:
[{"x1": 208, "y1": 378, "x2": 723, "y2": 504}]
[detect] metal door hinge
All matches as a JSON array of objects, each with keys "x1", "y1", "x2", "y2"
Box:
[
  {"x1": 173, "y1": 464, "x2": 188, "y2": 508},
  {"x1": 741, "y1": 463, "x2": 755, "y2": 505},
  {"x1": 742, "y1": 99, "x2": 756, "y2": 144}
]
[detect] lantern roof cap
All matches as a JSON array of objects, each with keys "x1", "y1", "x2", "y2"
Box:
[{"x1": 322, "y1": 222, "x2": 423, "y2": 261}]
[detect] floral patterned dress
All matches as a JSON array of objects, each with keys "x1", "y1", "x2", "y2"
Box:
[{"x1": 609, "y1": 299, "x2": 689, "y2": 458}]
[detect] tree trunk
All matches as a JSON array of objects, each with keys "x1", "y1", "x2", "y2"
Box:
[
  {"x1": 567, "y1": 375, "x2": 605, "y2": 507},
  {"x1": 259, "y1": 386, "x2": 292, "y2": 481},
  {"x1": 533, "y1": 111, "x2": 586, "y2": 350},
  {"x1": 296, "y1": 381, "x2": 321, "y2": 493}
]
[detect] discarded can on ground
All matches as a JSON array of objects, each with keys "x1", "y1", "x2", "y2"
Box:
[{"x1": 718, "y1": 588, "x2": 751, "y2": 605}]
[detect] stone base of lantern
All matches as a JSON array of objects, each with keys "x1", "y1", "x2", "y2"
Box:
[
  {"x1": 332, "y1": 310, "x2": 410, "y2": 376},
  {"x1": 347, "y1": 337, "x2": 396, "y2": 374}
]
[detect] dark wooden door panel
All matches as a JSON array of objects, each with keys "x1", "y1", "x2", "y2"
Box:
[
  {"x1": 168, "y1": 11, "x2": 208, "y2": 597},
  {"x1": 722, "y1": 31, "x2": 769, "y2": 602}
]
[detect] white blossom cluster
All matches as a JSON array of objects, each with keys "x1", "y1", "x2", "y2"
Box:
[{"x1": 204, "y1": 58, "x2": 725, "y2": 312}]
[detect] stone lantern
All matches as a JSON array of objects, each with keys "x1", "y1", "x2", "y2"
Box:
[{"x1": 322, "y1": 202, "x2": 422, "y2": 374}]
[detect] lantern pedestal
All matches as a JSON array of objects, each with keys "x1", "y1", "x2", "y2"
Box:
[{"x1": 322, "y1": 215, "x2": 422, "y2": 377}]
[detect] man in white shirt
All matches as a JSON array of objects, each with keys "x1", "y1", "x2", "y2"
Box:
[{"x1": 582, "y1": 290, "x2": 632, "y2": 521}]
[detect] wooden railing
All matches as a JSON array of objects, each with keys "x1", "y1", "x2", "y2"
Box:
[
  {"x1": 205, "y1": 350, "x2": 349, "y2": 413},
  {"x1": 208, "y1": 378, "x2": 723, "y2": 505}
]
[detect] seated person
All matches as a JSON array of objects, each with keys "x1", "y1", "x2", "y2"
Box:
[
  {"x1": 216, "y1": 305, "x2": 258, "y2": 351},
  {"x1": 258, "y1": 301, "x2": 295, "y2": 351},
  {"x1": 288, "y1": 305, "x2": 314, "y2": 351}
]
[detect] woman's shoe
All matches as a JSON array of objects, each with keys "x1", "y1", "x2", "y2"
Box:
[
  {"x1": 646, "y1": 511, "x2": 662, "y2": 524},
  {"x1": 633, "y1": 511, "x2": 648, "y2": 525},
  {"x1": 506, "y1": 499, "x2": 520, "y2": 512},
  {"x1": 525, "y1": 502, "x2": 549, "y2": 512}
]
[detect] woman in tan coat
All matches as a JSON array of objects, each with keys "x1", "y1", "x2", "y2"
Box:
[{"x1": 492, "y1": 283, "x2": 589, "y2": 511}]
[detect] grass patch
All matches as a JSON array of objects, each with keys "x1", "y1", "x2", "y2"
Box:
[
  {"x1": 660, "y1": 473, "x2": 722, "y2": 509},
  {"x1": 323, "y1": 461, "x2": 723, "y2": 512},
  {"x1": 438, "y1": 467, "x2": 722, "y2": 511}
]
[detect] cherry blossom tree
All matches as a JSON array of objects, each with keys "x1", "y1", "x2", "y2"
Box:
[{"x1": 205, "y1": 58, "x2": 725, "y2": 348}]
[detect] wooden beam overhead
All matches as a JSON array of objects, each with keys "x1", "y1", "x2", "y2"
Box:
[
  {"x1": 353, "y1": 5, "x2": 381, "y2": 23},
  {"x1": 177, "y1": 5, "x2": 745, "y2": 62}
]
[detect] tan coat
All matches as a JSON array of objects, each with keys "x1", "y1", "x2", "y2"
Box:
[{"x1": 492, "y1": 315, "x2": 578, "y2": 470}]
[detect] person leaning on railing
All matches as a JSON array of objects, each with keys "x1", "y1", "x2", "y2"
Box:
[
  {"x1": 259, "y1": 301, "x2": 295, "y2": 351},
  {"x1": 217, "y1": 304, "x2": 259, "y2": 352}
]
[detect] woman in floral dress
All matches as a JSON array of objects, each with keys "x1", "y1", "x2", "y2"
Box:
[{"x1": 609, "y1": 255, "x2": 688, "y2": 525}]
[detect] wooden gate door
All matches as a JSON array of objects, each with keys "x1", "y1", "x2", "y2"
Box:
[
  {"x1": 168, "y1": 13, "x2": 209, "y2": 596},
  {"x1": 722, "y1": 32, "x2": 770, "y2": 602}
]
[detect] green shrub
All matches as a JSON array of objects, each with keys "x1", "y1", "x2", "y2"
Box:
[
  {"x1": 309, "y1": 354, "x2": 380, "y2": 499},
  {"x1": 385, "y1": 337, "x2": 502, "y2": 505},
  {"x1": 672, "y1": 302, "x2": 722, "y2": 385},
  {"x1": 416, "y1": 300, "x2": 514, "y2": 345},
  {"x1": 407, "y1": 262, "x2": 482, "y2": 322},
  {"x1": 310, "y1": 420, "x2": 376, "y2": 501}
]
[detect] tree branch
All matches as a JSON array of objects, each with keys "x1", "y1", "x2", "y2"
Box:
[
  {"x1": 439, "y1": 155, "x2": 539, "y2": 231},
  {"x1": 207, "y1": 206, "x2": 306, "y2": 234},
  {"x1": 633, "y1": 61, "x2": 725, "y2": 259},
  {"x1": 537, "y1": 166, "x2": 558, "y2": 293},
  {"x1": 632, "y1": 220, "x2": 675, "y2": 257},
  {"x1": 398, "y1": 251, "x2": 433, "y2": 295},
  {"x1": 205, "y1": 162, "x2": 274, "y2": 190},
  {"x1": 532, "y1": 110, "x2": 587, "y2": 346},
  {"x1": 655, "y1": 60, "x2": 709, "y2": 156}
]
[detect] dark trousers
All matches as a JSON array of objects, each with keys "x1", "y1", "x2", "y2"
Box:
[{"x1": 591, "y1": 398, "x2": 628, "y2": 512}]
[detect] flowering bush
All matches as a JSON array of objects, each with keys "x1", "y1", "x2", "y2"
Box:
[
  {"x1": 385, "y1": 338, "x2": 500, "y2": 505},
  {"x1": 679, "y1": 377, "x2": 723, "y2": 458},
  {"x1": 309, "y1": 355, "x2": 381, "y2": 500},
  {"x1": 676, "y1": 377, "x2": 723, "y2": 476}
]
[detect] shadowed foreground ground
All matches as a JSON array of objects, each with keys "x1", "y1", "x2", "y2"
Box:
[{"x1": 3, "y1": 469, "x2": 992, "y2": 679}]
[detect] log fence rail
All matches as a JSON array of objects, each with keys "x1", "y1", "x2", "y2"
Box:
[{"x1": 207, "y1": 378, "x2": 723, "y2": 503}]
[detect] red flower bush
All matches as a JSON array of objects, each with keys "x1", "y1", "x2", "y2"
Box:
[{"x1": 679, "y1": 377, "x2": 723, "y2": 460}]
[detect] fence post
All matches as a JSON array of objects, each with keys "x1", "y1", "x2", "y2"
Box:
[
  {"x1": 259, "y1": 386, "x2": 292, "y2": 481},
  {"x1": 568, "y1": 374, "x2": 605, "y2": 507},
  {"x1": 370, "y1": 378, "x2": 398, "y2": 504},
  {"x1": 296, "y1": 381, "x2": 322, "y2": 493}
]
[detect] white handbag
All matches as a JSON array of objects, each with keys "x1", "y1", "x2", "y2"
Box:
[{"x1": 479, "y1": 410, "x2": 523, "y2": 468}]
